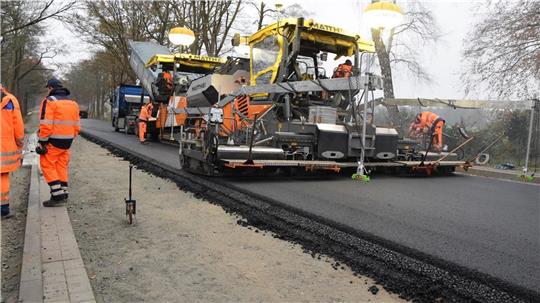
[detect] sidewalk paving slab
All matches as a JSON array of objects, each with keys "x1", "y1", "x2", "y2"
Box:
[
  {"x1": 19, "y1": 144, "x2": 96, "y2": 303},
  {"x1": 19, "y1": 155, "x2": 43, "y2": 303}
]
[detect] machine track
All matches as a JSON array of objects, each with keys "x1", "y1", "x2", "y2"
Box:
[{"x1": 80, "y1": 130, "x2": 538, "y2": 303}]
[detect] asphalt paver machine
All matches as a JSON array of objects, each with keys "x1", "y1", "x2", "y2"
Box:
[{"x1": 174, "y1": 18, "x2": 467, "y2": 176}]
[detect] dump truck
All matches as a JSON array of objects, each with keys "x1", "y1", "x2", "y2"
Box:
[{"x1": 111, "y1": 84, "x2": 150, "y2": 135}]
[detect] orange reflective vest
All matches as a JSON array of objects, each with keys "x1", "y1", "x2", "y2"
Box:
[
  {"x1": 163, "y1": 72, "x2": 173, "y2": 88},
  {"x1": 414, "y1": 111, "x2": 444, "y2": 131},
  {"x1": 39, "y1": 91, "x2": 80, "y2": 149},
  {"x1": 412, "y1": 111, "x2": 445, "y2": 148},
  {"x1": 333, "y1": 64, "x2": 353, "y2": 79},
  {"x1": 0, "y1": 87, "x2": 24, "y2": 173},
  {"x1": 138, "y1": 103, "x2": 153, "y2": 121}
]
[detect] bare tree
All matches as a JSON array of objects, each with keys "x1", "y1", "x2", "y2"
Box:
[
  {"x1": 67, "y1": 1, "x2": 157, "y2": 82},
  {"x1": 250, "y1": 1, "x2": 274, "y2": 31},
  {"x1": 244, "y1": 2, "x2": 311, "y2": 34},
  {"x1": 63, "y1": 0, "x2": 246, "y2": 117},
  {"x1": 462, "y1": 0, "x2": 540, "y2": 99},
  {"x1": 169, "y1": 0, "x2": 243, "y2": 56},
  {"x1": 198, "y1": 1, "x2": 243, "y2": 56},
  {"x1": 0, "y1": 0, "x2": 74, "y2": 113},
  {"x1": 371, "y1": 1, "x2": 441, "y2": 127},
  {"x1": 64, "y1": 51, "x2": 118, "y2": 119},
  {"x1": 0, "y1": 0, "x2": 75, "y2": 36},
  {"x1": 68, "y1": 0, "x2": 244, "y2": 81}
]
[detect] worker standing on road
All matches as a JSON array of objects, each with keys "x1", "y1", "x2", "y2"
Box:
[
  {"x1": 332, "y1": 59, "x2": 353, "y2": 79},
  {"x1": 409, "y1": 111, "x2": 446, "y2": 152},
  {"x1": 0, "y1": 85, "x2": 25, "y2": 219},
  {"x1": 37, "y1": 79, "x2": 80, "y2": 207},
  {"x1": 138, "y1": 101, "x2": 153, "y2": 144}
]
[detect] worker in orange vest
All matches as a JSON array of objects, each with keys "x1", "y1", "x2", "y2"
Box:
[
  {"x1": 0, "y1": 85, "x2": 25, "y2": 218},
  {"x1": 332, "y1": 59, "x2": 353, "y2": 79},
  {"x1": 138, "y1": 101, "x2": 153, "y2": 144},
  {"x1": 37, "y1": 79, "x2": 80, "y2": 207},
  {"x1": 409, "y1": 111, "x2": 446, "y2": 152},
  {"x1": 163, "y1": 71, "x2": 173, "y2": 91}
]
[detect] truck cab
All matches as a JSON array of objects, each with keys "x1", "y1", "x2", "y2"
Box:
[{"x1": 111, "y1": 84, "x2": 150, "y2": 134}]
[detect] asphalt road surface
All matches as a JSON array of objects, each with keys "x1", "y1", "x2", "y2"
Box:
[{"x1": 81, "y1": 119, "x2": 540, "y2": 293}]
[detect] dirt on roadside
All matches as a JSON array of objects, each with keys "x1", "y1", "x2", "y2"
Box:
[
  {"x1": 1, "y1": 167, "x2": 30, "y2": 303},
  {"x1": 67, "y1": 137, "x2": 406, "y2": 303}
]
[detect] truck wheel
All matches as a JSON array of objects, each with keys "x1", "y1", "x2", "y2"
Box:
[
  {"x1": 114, "y1": 118, "x2": 120, "y2": 132},
  {"x1": 149, "y1": 125, "x2": 159, "y2": 142},
  {"x1": 179, "y1": 154, "x2": 187, "y2": 169}
]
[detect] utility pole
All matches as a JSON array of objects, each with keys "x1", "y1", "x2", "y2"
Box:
[{"x1": 523, "y1": 98, "x2": 539, "y2": 173}]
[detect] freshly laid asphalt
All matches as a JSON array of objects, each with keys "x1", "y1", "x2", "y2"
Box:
[{"x1": 81, "y1": 119, "x2": 540, "y2": 293}]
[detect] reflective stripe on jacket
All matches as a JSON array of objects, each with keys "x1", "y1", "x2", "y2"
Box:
[
  {"x1": 0, "y1": 88, "x2": 24, "y2": 173},
  {"x1": 39, "y1": 91, "x2": 80, "y2": 150}
]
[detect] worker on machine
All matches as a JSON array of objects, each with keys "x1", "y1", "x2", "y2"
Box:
[
  {"x1": 37, "y1": 79, "x2": 80, "y2": 207},
  {"x1": 332, "y1": 59, "x2": 353, "y2": 79},
  {"x1": 409, "y1": 111, "x2": 446, "y2": 152},
  {"x1": 0, "y1": 85, "x2": 25, "y2": 218},
  {"x1": 138, "y1": 101, "x2": 154, "y2": 144},
  {"x1": 163, "y1": 71, "x2": 173, "y2": 91}
]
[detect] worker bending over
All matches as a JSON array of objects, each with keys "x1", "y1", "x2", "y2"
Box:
[
  {"x1": 333, "y1": 59, "x2": 353, "y2": 79},
  {"x1": 0, "y1": 85, "x2": 25, "y2": 218},
  {"x1": 138, "y1": 101, "x2": 154, "y2": 144},
  {"x1": 409, "y1": 111, "x2": 445, "y2": 152},
  {"x1": 37, "y1": 79, "x2": 80, "y2": 207}
]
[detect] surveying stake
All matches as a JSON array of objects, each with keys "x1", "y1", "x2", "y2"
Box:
[{"x1": 125, "y1": 164, "x2": 136, "y2": 225}]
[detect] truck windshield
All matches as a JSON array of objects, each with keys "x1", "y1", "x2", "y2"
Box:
[{"x1": 251, "y1": 35, "x2": 280, "y2": 76}]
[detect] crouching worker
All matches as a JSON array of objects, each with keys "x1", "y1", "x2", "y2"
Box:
[
  {"x1": 409, "y1": 111, "x2": 445, "y2": 152},
  {"x1": 37, "y1": 79, "x2": 80, "y2": 207}
]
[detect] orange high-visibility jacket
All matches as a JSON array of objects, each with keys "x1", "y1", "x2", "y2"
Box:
[
  {"x1": 163, "y1": 72, "x2": 173, "y2": 86},
  {"x1": 39, "y1": 89, "x2": 80, "y2": 149},
  {"x1": 413, "y1": 111, "x2": 443, "y2": 131},
  {"x1": 1, "y1": 87, "x2": 24, "y2": 173},
  {"x1": 333, "y1": 64, "x2": 353, "y2": 79},
  {"x1": 138, "y1": 103, "x2": 153, "y2": 121}
]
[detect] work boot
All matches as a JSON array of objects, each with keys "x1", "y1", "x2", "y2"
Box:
[
  {"x1": 1, "y1": 213, "x2": 13, "y2": 219},
  {"x1": 61, "y1": 183, "x2": 68, "y2": 200},
  {"x1": 43, "y1": 196, "x2": 66, "y2": 207},
  {"x1": 1, "y1": 205, "x2": 12, "y2": 219}
]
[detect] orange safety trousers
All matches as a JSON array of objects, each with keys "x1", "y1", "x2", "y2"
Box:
[
  {"x1": 1, "y1": 172, "x2": 9, "y2": 206},
  {"x1": 138, "y1": 122, "x2": 147, "y2": 142},
  {"x1": 40, "y1": 144, "x2": 70, "y2": 186}
]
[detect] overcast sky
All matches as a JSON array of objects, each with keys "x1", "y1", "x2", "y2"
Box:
[{"x1": 43, "y1": 0, "x2": 486, "y2": 99}]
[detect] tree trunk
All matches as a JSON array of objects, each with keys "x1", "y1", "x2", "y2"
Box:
[
  {"x1": 257, "y1": 3, "x2": 266, "y2": 30},
  {"x1": 372, "y1": 28, "x2": 400, "y2": 127}
]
